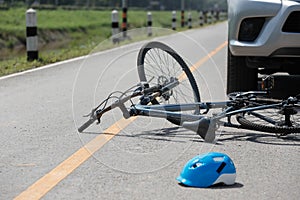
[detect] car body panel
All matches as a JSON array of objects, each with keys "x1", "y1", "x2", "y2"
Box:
[{"x1": 228, "y1": 0, "x2": 300, "y2": 57}]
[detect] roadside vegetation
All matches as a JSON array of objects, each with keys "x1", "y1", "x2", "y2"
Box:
[{"x1": 0, "y1": 7, "x2": 219, "y2": 76}]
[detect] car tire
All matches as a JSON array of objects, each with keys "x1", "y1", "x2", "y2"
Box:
[{"x1": 227, "y1": 48, "x2": 258, "y2": 94}]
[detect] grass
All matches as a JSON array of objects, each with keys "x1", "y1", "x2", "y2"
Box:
[{"x1": 0, "y1": 8, "x2": 215, "y2": 76}]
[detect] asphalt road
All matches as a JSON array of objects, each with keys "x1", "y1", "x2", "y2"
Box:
[{"x1": 1, "y1": 22, "x2": 299, "y2": 200}]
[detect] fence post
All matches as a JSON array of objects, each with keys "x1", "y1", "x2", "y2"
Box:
[
  {"x1": 204, "y1": 10, "x2": 207, "y2": 24},
  {"x1": 207, "y1": 11, "x2": 212, "y2": 24},
  {"x1": 212, "y1": 11, "x2": 217, "y2": 23},
  {"x1": 26, "y1": 8, "x2": 38, "y2": 61},
  {"x1": 199, "y1": 11, "x2": 204, "y2": 26},
  {"x1": 181, "y1": 10, "x2": 185, "y2": 27},
  {"x1": 181, "y1": 0, "x2": 185, "y2": 27},
  {"x1": 188, "y1": 12, "x2": 192, "y2": 29},
  {"x1": 219, "y1": 11, "x2": 224, "y2": 21},
  {"x1": 111, "y1": 10, "x2": 119, "y2": 44},
  {"x1": 216, "y1": 10, "x2": 220, "y2": 21},
  {"x1": 121, "y1": 0, "x2": 127, "y2": 38},
  {"x1": 172, "y1": 11, "x2": 176, "y2": 30},
  {"x1": 147, "y1": 12, "x2": 152, "y2": 37},
  {"x1": 219, "y1": 10, "x2": 227, "y2": 21}
]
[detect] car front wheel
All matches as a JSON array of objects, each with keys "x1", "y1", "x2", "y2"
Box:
[{"x1": 227, "y1": 48, "x2": 258, "y2": 94}]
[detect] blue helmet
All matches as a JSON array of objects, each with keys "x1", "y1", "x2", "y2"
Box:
[{"x1": 176, "y1": 152, "x2": 236, "y2": 188}]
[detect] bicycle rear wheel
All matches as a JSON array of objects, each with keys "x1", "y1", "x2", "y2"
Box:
[
  {"x1": 237, "y1": 106, "x2": 300, "y2": 134},
  {"x1": 137, "y1": 41, "x2": 200, "y2": 125}
]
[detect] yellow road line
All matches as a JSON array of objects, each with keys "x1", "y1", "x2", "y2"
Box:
[
  {"x1": 14, "y1": 41, "x2": 227, "y2": 200},
  {"x1": 178, "y1": 41, "x2": 228, "y2": 81},
  {"x1": 14, "y1": 117, "x2": 135, "y2": 200}
]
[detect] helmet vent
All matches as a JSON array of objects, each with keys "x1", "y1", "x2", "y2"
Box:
[
  {"x1": 213, "y1": 156, "x2": 224, "y2": 162},
  {"x1": 216, "y1": 162, "x2": 226, "y2": 173},
  {"x1": 191, "y1": 162, "x2": 203, "y2": 169}
]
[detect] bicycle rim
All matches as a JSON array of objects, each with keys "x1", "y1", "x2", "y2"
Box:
[{"x1": 137, "y1": 41, "x2": 200, "y2": 124}]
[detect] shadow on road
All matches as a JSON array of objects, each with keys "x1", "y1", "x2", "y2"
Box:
[
  {"x1": 216, "y1": 130, "x2": 300, "y2": 146},
  {"x1": 209, "y1": 182, "x2": 244, "y2": 189},
  {"x1": 177, "y1": 182, "x2": 244, "y2": 189},
  {"x1": 81, "y1": 126, "x2": 299, "y2": 146},
  {"x1": 108, "y1": 126, "x2": 198, "y2": 143}
]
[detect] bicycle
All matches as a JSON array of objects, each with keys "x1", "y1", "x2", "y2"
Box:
[{"x1": 78, "y1": 41, "x2": 300, "y2": 143}]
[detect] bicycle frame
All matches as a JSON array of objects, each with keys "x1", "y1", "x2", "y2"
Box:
[
  {"x1": 129, "y1": 100, "x2": 282, "y2": 122},
  {"x1": 78, "y1": 81, "x2": 298, "y2": 142},
  {"x1": 131, "y1": 102, "x2": 228, "y2": 122},
  {"x1": 126, "y1": 100, "x2": 283, "y2": 140}
]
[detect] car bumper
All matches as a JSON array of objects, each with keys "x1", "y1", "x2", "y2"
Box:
[{"x1": 229, "y1": 0, "x2": 300, "y2": 57}]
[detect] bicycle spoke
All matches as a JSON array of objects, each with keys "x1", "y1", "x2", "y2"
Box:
[{"x1": 137, "y1": 42, "x2": 200, "y2": 125}]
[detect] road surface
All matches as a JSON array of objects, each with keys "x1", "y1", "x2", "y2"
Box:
[{"x1": 0, "y1": 22, "x2": 299, "y2": 200}]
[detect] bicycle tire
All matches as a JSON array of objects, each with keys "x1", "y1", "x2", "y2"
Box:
[
  {"x1": 237, "y1": 108, "x2": 300, "y2": 134},
  {"x1": 137, "y1": 41, "x2": 200, "y2": 125}
]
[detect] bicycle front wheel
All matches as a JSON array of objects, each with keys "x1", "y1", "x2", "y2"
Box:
[{"x1": 137, "y1": 41, "x2": 200, "y2": 125}]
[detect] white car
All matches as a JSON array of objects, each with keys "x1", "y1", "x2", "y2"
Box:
[{"x1": 227, "y1": 0, "x2": 300, "y2": 94}]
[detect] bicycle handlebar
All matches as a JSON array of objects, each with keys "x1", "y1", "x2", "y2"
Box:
[
  {"x1": 78, "y1": 116, "x2": 97, "y2": 132},
  {"x1": 77, "y1": 79, "x2": 180, "y2": 132},
  {"x1": 77, "y1": 92, "x2": 141, "y2": 132}
]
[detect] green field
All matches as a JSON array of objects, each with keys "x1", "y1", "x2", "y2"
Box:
[{"x1": 0, "y1": 8, "x2": 215, "y2": 76}]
